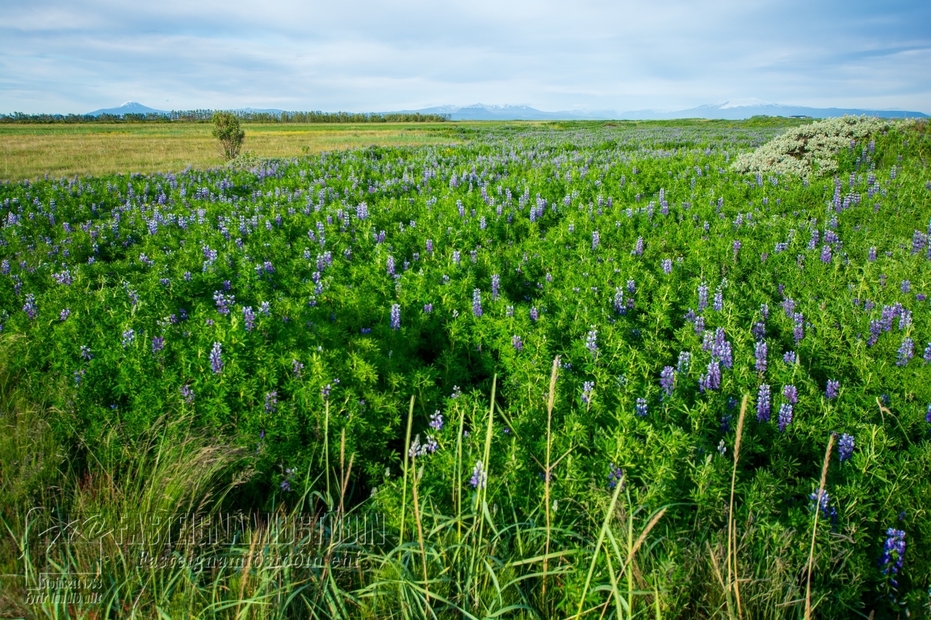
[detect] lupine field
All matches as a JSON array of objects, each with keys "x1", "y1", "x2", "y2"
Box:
[{"x1": 1, "y1": 117, "x2": 930, "y2": 618}]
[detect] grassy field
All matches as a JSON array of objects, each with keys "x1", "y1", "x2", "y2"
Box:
[{"x1": 0, "y1": 122, "x2": 463, "y2": 181}]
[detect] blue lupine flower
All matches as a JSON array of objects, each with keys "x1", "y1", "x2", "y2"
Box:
[
  {"x1": 635, "y1": 397, "x2": 648, "y2": 417},
  {"x1": 243, "y1": 306, "x2": 255, "y2": 331},
  {"x1": 713, "y1": 289, "x2": 723, "y2": 312},
  {"x1": 837, "y1": 433, "x2": 854, "y2": 461},
  {"x1": 581, "y1": 381, "x2": 594, "y2": 406},
  {"x1": 793, "y1": 313, "x2": 804, "y2": 344},
  {"x1": 677, "y1": 351, "x2": 691, "y2": 374},
  {"x1": 608, "y1": 464, "x2": 624, "y2": 489},
  {"x1": 901, "y1": 280, "x2": 911, "y2": 293},
  {"x1": 23, "y1": 294, "x2": 37, "y2": 320},
  {"x1": 925, "y1": 342, "x2": 931, "y2": 364},
  {"x1": 783, "y1": 384, "x2": 798, "y2": 405},
  {"x1": 585, "y1": 327, "x2": 598, "y2": 356},
  {"x1": 426, "y1": 239, "x2": 433, "y2": 254},
  {"x1": 80, "y1": 346, "x2": 93, "y2": 361},
  {"x1": 591, "y1": 230, "x2": 600, "y2": 251},
  {"x1": 180, "y1": 384, "x2": 194, "y2": 404},
  {"x1": 386, "y1": 255, "x2": 395, "y2": 276},
  {"x1": 209, "y1": 342, "x2": 223, "y2": 374},
  {"x1": 660, "y1": 366, "x2": 675, "y2": 397},
  {"x1": 530, "y1": 307, "x2": 539, "y2": 322},
  {"x1": 732, "y1": 239, "x2": 741, "y2": 258},
  {"x1": 470, "y1": 460, "x2": 487, "y2": 489},
  {"x1": 699, "y1": 360, "x2": 721, "y2": 392},
  {"x1": 896, "y1": 337, "x2": 914, "y2": 366},
  {"x1": 472, "y1": 289, "x2": 482, "y2": 317},
  {"x1": 809, "y1": 489, "x2": 837, "y2": 523},
  {"x1": 697, "y1": 282, "x2": 709, "y2": 312},
  {"x1": 868, "y1": 247, "x2": 877, "y2": 262},
  {"x1": 152, "y1": 336, "x2": 164, "y2": 353},
  {"x1": 752, "y1": 321, "x2": 766, "y2": 341},
  {"x1": 122, "y1": 329, "x2": 135, "y2": 347},
  {"x1": 491, "y1": 274, "x2": 500, "y2": 300},
  {"x1": 292, "y1": 359, "x2": 304, "y2": 376},
  {"x1": 430, "y1": 411, "x2": 444, "y2": 431},
  {"x1": 423, "y1": 303, "x2": 433, "y2": 313},
  {"x1": 390, "y1": 304, "x2": 401, "y2": 330},
  {"x1": 784, "y1": 351, "x2": 797, "y2": 364},
  {"x1": 59, "y1": 308, "x2": 70, "y2": 321},
  {"x1": 777, "y1": 403, "x2": 793, "y2": 431},
  {"x1": 265, "y1": 391, "x2": 277, "y2": 413},
  {"x1": 512, "y1": 335, "x2": 523, "y2": 352},
  {"x1": 826, "y1": 379, "x2": 840, "y2": 399},
  {"x1": 661, "y1": 258, "x2": 672, "y2": 274},
  {"x1": 452, "y1": 250, "x2": 461, "y2": 265},
  {"x1": 632, "y1": 236, "x2": 644, "y2": 256},
  {"x1": 755, "y1": 341, "x2": 768, "y2": 373},
  {"x1": 880, "y1": 528, "x2": 906, "y2": 588},
  {"x1": 757, "y1": 384, "x2": 771, "y2": 422},
  {"x1": 820, "y1": 245, "x2": 832, "y2": 263}
]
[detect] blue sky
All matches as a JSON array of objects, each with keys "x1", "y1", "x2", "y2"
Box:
[{"x1": 1, "y1": 0, "x2": 929, "y2": 114}]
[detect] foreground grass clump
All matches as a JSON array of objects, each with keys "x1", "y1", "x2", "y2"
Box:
[{"x1": 1, "y1": 118, "x2": 930, "y2": 617}]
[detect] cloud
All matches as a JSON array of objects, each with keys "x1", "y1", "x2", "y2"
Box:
[{"x1": 0, "y1": 0, "x2": 928, "y2": 113}]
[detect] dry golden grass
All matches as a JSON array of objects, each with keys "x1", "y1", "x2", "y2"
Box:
[{"x1": 0, "y1": 122, "x2": 462, "y2": 181}]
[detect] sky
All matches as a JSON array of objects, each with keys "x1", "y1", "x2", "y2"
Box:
[{"x1": 1, "y1": 0, "x2": 929, "y2": 115}]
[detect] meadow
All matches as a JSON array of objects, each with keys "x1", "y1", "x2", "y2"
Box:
[{"x1": 0, "y1": 117, "x2": 929, "y2": 619}]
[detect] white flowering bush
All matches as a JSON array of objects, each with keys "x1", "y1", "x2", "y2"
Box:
[{"x1": 731, "y1": 115, "x2": 890, "y2": 177}]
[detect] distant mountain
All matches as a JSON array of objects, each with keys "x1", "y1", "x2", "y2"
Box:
[
  {"x1": 86, "y1": 101, "x2": 168, "y2": 116},
  {"x1": 403, "y1": 101, "x2": 927, "y2": 121},
  {"x1": 617, "y1": 100, "x2": 928, "y2": 120},
  {"x1": 403, "y1": 104, "x2": 614, "y2": 121}
]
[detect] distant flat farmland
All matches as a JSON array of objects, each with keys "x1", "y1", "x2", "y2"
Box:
[{"x1": 0, "y1": 122, "x2": 464, "y2": 181}]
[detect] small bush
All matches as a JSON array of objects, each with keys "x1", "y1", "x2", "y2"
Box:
[
  {"x1": 731, "y1": 115, "x2": 890, "y2": 177},
  {"x1": 211, "y1": 111, "x2": 245, "y2": 160}
]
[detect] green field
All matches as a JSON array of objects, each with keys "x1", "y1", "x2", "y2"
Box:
[{"x1": 1, "y1": 116, "x2": 929, "y2": 619}]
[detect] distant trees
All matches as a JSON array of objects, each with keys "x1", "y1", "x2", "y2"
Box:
[{"x1": 211, "y1": 111, "x2": 245, "y2": 160}]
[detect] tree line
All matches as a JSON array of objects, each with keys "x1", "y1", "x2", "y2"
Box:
[{"x1": 0, "y1": 110, "x2": 451, "y2": 124}]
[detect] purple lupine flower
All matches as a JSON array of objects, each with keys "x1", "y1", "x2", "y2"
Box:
[
  {"x1": 783, "y1": 384, "x2": 798, "y2": 405},
  {"x1": 80, "y1": 345, "x2": 93, "y2": 361},
  {"x1": 808, "y1": 229, "x2": 819, "y2": 250},
  {"x1": 880, "y1": 528, "x2": 906, "y2": 588},
  {"x1": 837, "y1": 433, "x2": 854, "y2": 461},
  {"x1": 180, "y1": 384, "x2": 194, "y2": 404},
  {"x1": 23, "y1": 294, "x2": 37, "y2": 320},
  {"x1": 782, "y1": 297, "x2": 795, "y2": 318},
  {"x1": 356, "y1": 202, "x2": 369, "y2": 220},
  {"x1": 470, "y1": 460, "x2": 487, "y2": 489},
  {"x1": 505, "y1": 305, "x2": 514, "y2": 317},
  {"x1": 732, "y1": 239, "x2": 741, "y2": 259},
  {"x1": 452, "y1": 250, "x2": 460, "y2": 265},
  {"x1": 585, "y1": 327, "x2": 598, "y2": 356},
  {"x1": 760, "y1": 303, "x2": 770, "y2": 320},
  {"x1": 752, "y1": 321, "x2": 766, "y2": 341},
  {"x1": 152, "y1": 336, "x2": 164, "y2": 353},
  {"x1": 243, "y1": 306, "x2": 255, "y2": 331},
  {"x1": 608, "y1": 464, "x2": 624, "y2": 489},
  {"x1": 423, "y1": 303, "x2": 433, "y2": 313},
  {"x1": 924, "y1": 342, "x2": 931, "y2": 364},
  {"x1": 868, "y1": 246, "x2": 877, "y2": 262},
  {"x1": 258, "y1": 301, "x2": 270, "y2": 316},
  {"x1": 784, "y1": 351, "x2": 797, "y2": 364},
  {"x1": 697, "y1": 282, "x2": 709, "y2": 312},
  {"x1": 213, "y1": 291, "x2": 235, "y2": 315},
  {"x1": 512, "y1": 335, "x2": 523, "y2": 352},
  {"x1": 386, "y1": 255, "x2": 395, "y2": 276},
  {"x1": 699, "y1": 360, "x2": 721, "y2": 392},
  {"x1": 591, "y1": 230, "x2": 600, "y2": 251},
  {"x1": 713, "y1": 289, "x2": 723, "y2": 312},
  {"x1": 390, "y1": 304, "x2": 401, "y2": 330},
  {"x1": 59, "y1": 308, "x2": 71, "y2": 322},
  {"x1": 677, "y1": 351, "x2": 691, "y2": 374},
  {"x1": 52, "y1": 270, "x2": 73, "y2": 285},
  {"x1": 757, "y1": 384, "x2": 771, "y2": 422},
  {"x1": 122, "y1": 329, "x2": 135, "y2": 347},
  {"x1": 614, "y1": 287, "x2": 626, "y2": 315},
  {"x1": 635, "y1": 397, "x2": 648, "y2": 417},
  {"x1": 777, "y1": 403, "x2": 793, "y2": 431},
  {"x1": 426, "y1": 239, "x2": 433, "y2": 254},
  {"x1": 867, "y1": 320, "x2": 882, "y2": 346},
  {"x1": 661, "y1": 258, "x2": 672, "y2": 274},
  {"x1": 755, "y1": 341, "x2": 768, "y2": 373},
  {"x1": 581, "y1": 381, "x2": 594, "y2": 406},
  {"x1": 820, "y1": 245, "x2": 832, "y2": 263},
  {"x1": 660, "y1": 366, "x2": 675, "y2": 397},
  {"x1": 926, "y1": 404, "x2": 931, "y2": 424},
  {"x1": 472, "y1": 289, "x2": 483, "y2": 317},
  {"x1": 901, "y1": 280, "x2": 911, "y2": 293},
  {"x1": 824, "y1": 379, "x2": 840, "y2": 399},
  {"x1": 530, "y1": 307, "x2": 539, "y2": 322},
  {"x1": 292, "y1": 359, "x2": 304, "y2": 376},
  {"x1": 793, "y1": 312, "x2": 805, "y2": 344},
  {"x1": 809, "y1": 489, "x2": 837, "y2": 522},
  {"x1": 265, "y1": 391, "x2": 277, "y2": 413},
  {"x1": 209, "y1": 342, "x2": 223, "y2": 374},
  {"x1": 491, "y1": 274, "x2": 500, "y2": 300},
  {"x1": 430, "y1": 410, "x2": 444, "y2": 431},
  {"x1": 632, "y1": 236, "x2": 644, "y2": 256},
  {"x1": 896, "y1": 337, "x2": 914, "y2": 366}
]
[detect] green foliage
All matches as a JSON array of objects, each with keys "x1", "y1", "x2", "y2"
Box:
[
  {"x1": 1, "y1": 118, "x2": 931, "y2": 617},
  {"x1": 211, "y1": 110, "x2": 246, "y2": 160}
]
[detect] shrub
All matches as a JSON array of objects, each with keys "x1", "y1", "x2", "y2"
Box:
[{"x1": 211, "y1": 111, "x2": 245, "y2": 160}]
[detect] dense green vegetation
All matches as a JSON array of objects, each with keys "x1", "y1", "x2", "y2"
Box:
[{"x1": 1, "y1": 118, "x2": 930, "y2": 618}]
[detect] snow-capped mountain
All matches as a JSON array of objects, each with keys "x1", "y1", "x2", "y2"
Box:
[{"x1": 86, "y1": 101, "x2": 168, "y2": 116}]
